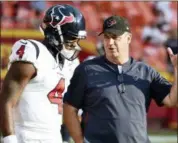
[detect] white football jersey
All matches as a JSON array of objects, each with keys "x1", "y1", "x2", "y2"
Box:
[{"x1": 8, "y1": 39, "x2": 79, "y2": 140}]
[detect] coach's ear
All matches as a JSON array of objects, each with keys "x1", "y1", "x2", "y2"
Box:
[{"x1": 127, "y1": 32, "x2": 132, "y2": 44}]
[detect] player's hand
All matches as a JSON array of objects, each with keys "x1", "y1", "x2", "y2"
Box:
[{"x1": 167, "y1": 47, "x2": 177, "y2": 70}]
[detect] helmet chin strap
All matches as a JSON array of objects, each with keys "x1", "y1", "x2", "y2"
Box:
[{"x1": 56, "y1": 25, "x2": 81, "y2": 61}]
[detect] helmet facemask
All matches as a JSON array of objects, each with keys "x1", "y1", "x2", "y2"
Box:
[
  {"x1": 56, "y1": 24, "x2": 86, "y2": 61},
  {"x1": 40, "y1": 23, "x2": 86, "y2": 61}
]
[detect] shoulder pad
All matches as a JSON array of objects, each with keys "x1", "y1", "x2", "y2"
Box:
[{"x1": 9, "y1": 39, "x2": 40, "y2": 65}]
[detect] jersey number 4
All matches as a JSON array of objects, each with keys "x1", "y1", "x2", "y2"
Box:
[
  {"x1": 16, "y1": 45, "x2": 25, "y2": 59},
  {"x1": 47, "y1": 78, "x2": 65, "y2": 114}
]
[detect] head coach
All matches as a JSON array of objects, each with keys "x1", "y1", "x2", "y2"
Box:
[{"x1": 63, "y1": 15, "x2": 177, "y2": 143}]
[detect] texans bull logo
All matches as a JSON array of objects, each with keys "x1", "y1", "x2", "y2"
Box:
[
  {"x1": 106, "y1": 18, "x2": 116, "y2": 27},
  {"x1": 50, "y1": 5, "x2": 75, "y2": 28}
]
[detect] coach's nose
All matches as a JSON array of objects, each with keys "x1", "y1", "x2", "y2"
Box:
[{"x1": 108, "y1": 38, "x2": 114, "y2": 45}]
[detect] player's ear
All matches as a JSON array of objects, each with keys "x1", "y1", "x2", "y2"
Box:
[{"x1": 127, "y1": 32, "x2": 132, "y2": 44}]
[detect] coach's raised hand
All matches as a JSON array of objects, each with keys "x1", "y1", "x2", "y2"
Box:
[
  {"x1": 167, "y1": 47, "x2": 178, "y2": 70},
  {"x1": 162, "y1": 47, "x2": 177, "y2": 107}
]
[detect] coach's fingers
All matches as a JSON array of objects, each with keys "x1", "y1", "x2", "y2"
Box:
[{"x1": 167, "y1": 47, "x2": 174, "y2": 57}]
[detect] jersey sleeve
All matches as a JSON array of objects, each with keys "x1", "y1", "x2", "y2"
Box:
[
  {"x1": 63, "y1": 64, "x2": 86, "y2": 109},
  {"x1": 150, "y1": 68, "x2": 172, "y2": 106},
  {"x1": 9, "y1": 39, "x2": 39, "y2": 69}
]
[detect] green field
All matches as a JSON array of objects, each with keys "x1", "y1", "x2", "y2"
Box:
[
  {"x1": 148, "y1": 130, "x2": 177, "y2": 143},
  {"x1": 149, "y1": 135, "x2": 177, "y2": 143}
]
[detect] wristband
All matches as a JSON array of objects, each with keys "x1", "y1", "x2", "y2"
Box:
[{"x1": 3, "y1": 135, "x2": 18, "y2": 143}]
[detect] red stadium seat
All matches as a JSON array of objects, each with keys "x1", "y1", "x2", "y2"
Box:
[
  {"x1": 136, "y1": 2, "x2": 155, "y2": 25},
  {"x1": 80, "y1": 3, "x2": 101, "y2": 32},
  {"x1": 111, "y1": 2, "x2": 127, "y2": 17}
]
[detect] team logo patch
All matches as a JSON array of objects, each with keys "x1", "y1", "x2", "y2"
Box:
[
  {"x1": 106, "y1": 18, "x2": 117, "y2": 27},
  {"x1": 50, "y1": 5, "x2": 75, "y2": 28}
]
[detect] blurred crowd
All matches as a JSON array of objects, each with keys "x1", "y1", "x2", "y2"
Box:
[
  {"x1": 1, "y1": 1, "x2": 177, "y2": 130},
  {"x1": 1, "y1": 1, "x2": 177, "y2": 69}
]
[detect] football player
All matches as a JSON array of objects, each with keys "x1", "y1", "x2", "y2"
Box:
[{"x1": 0, "y1": 4, "x2": 86, "y2": 143}]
